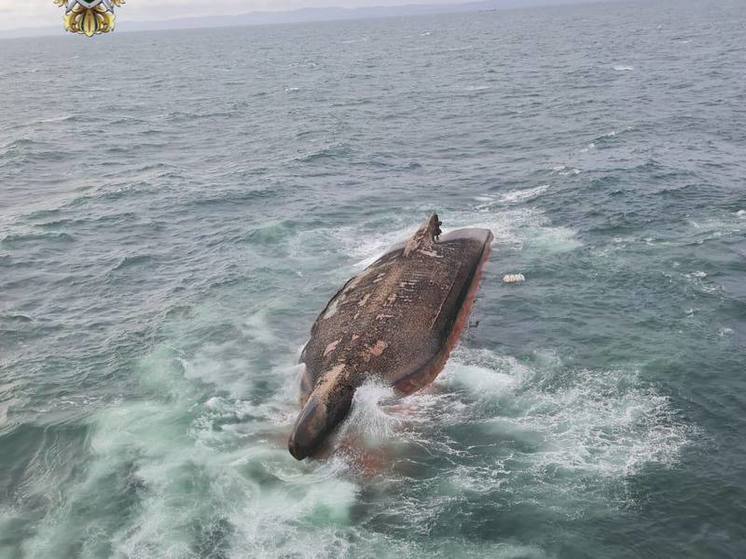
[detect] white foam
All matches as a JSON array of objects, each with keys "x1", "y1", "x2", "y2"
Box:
[
  {"x1": 400, "y1": 347, "x2": 694, "y2": 503},
  {"x1": 228, "y1": 474, "x2": 359, "y2": 556},
  {"x1": 449, "y1": 206, "x2": 581, "y2": 255},
  {"x1": 551, "y1": 165, "x2": 581, "y2": 176},
  {"x1": 340, "y1": 36, "x2": 370, "y2": 44},
  {"x1": 241, "y1": 307, "x2": 277, "y2": 345},
  {"x1": 313, "y1": 190, "x2": 581, "y2": 277},
  {"x1": 686, "y1": 215, "x2": 744, "y2": 243},
  {"x1": 339, "y1": 380, "x2": 400, "y2": 445},
  {"x1": 29, "y1": 341, "x2": 362, "y2": 559},
  {"x1": 330, "y1": 222, "x2": 417, "y2": 269},
  {"x1": 16, "y1": 193, "x2": 700, "y2": 557},
  {"x1": 524, "y1": 222, "x2": 581, "y2": 253},
  {"x1": 17, "y1": 326, "x2": 695, "y2": 558},
  {"x1": 443, "y1": 360, "x2": 521, "y2": 397},
  {"x1": 517, "y1": 368, "x2": 689, "y2": 478},
  {"x1": 498, "y1": 184, "x2": 550, "y2": 204}
]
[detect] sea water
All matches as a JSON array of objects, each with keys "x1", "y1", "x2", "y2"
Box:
[{"x1": 1, "y1": 1, "x2": 745, "y2": 557}]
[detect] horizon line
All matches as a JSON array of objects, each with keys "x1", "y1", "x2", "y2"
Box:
[{"x1": 1, "y1": 0, "x2": 623, "y2": 39}]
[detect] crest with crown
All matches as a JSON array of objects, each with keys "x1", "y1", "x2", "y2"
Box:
[{"x1": 53, "y1": 0, "x2": 125, "y2": 36}]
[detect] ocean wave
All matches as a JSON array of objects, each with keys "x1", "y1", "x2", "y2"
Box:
[
  {"x1": 497, "y1": 184, "x2": 551, "y2": 204},
  {"x1": 0, "y1": 313, "x2": 33, "y2": 323},
  {"x1": 3, "y1": 7, "x2": 741, "y2": 555},
  {"x1": 592, "y1": 128, "x2": 629, "y2": 143},
  {"x1": 110, "y1": 254, "x2": 154, "y2": 272},
  {"x1": 420, "y1": 347, "x2": 693, "y2": 493},
  {"x1": 241, "y1": 220, "x2": 297, "y2": 247},
  {"x1": 551, "y1": 165, "x2": 582, "y2": 176},
  {"x1": 32, "y1": 211, "x2": 139, "y2": 230},
  {"x1": 462, "y1": 85, "x2": 492, "y2": 92},
  {"x1": 1, "y1": 230, "x2": 75, "y2": 245},
  {"x1": 320, "y1": 203, "x2": 581, "y2": 272},
  {"x1": 106, "y1": 116, "x2": 152, "y2": 127},
  {"x1": 294, "y1": 143, "x2": 352, "y2": 164},
  {"x1": 0, "y1": 138, "x2": 65, "y2": 162},
  {"x1": 340, "y1": 36, "x2": 370, "y2": 44},
  {"x1": 163, "y1": 110, "x2": 237, "y2": 123},
  {"x1": 5, "y1": 114, "x2": 80, "y2": 130},
  {"x1": 10, "y1": 310, "x2": 695, "y2": 558},
  {"x1": 188, "y1": 185, "x2": 279, "y2": 208}
]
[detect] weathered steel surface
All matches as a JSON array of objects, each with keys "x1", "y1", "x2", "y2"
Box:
[{"x1": 289, "y1": 214, "x2": 493, "y2": 460}]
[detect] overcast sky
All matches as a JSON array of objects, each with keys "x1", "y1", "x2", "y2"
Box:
[{"x1": 0, "y1": 0, "x2": 475, "y2": 31}]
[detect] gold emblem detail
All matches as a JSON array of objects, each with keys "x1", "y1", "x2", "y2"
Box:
[{"x1": 54, "y1": 0, "x2": 125, "y2": 36}]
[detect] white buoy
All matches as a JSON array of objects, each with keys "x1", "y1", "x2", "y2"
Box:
[{"x1": 502, "y1": 273, "x2": 526, "y2": 284}]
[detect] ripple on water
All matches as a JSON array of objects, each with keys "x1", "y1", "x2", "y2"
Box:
[{"x1": 2, "y1": 3, "x2": 743, "y2": 556}]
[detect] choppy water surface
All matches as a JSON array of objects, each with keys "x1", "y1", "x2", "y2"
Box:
[{"x1": 2, "y1": 1, "x2": 746, "y2": 557}]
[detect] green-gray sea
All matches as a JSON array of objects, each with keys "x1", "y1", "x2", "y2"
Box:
[{"x1": 1, "y1": 1, "x2": 745, "y2": 557}]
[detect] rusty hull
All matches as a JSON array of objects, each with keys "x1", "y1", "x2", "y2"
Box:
[{"x1": 289, "y1": 214, "x2": 493, "y2": 460}]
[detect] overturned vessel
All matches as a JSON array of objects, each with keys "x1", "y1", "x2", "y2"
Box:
[{"x1": 289, "y1": 214, "x2": 493, "y2": 460}]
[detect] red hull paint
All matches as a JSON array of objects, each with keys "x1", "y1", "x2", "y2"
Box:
[{"x1": 393, "y1": 239, "x2": 493, "y2": 395}]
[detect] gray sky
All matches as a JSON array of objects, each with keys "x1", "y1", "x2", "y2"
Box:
[{"x1": 0, "y1": 0, "x2": 472, "y2": 31}]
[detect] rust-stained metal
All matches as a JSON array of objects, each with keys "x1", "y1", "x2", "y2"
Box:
[{"x1": 289, "y1": 214, "x2": 493, "y2": 460}]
